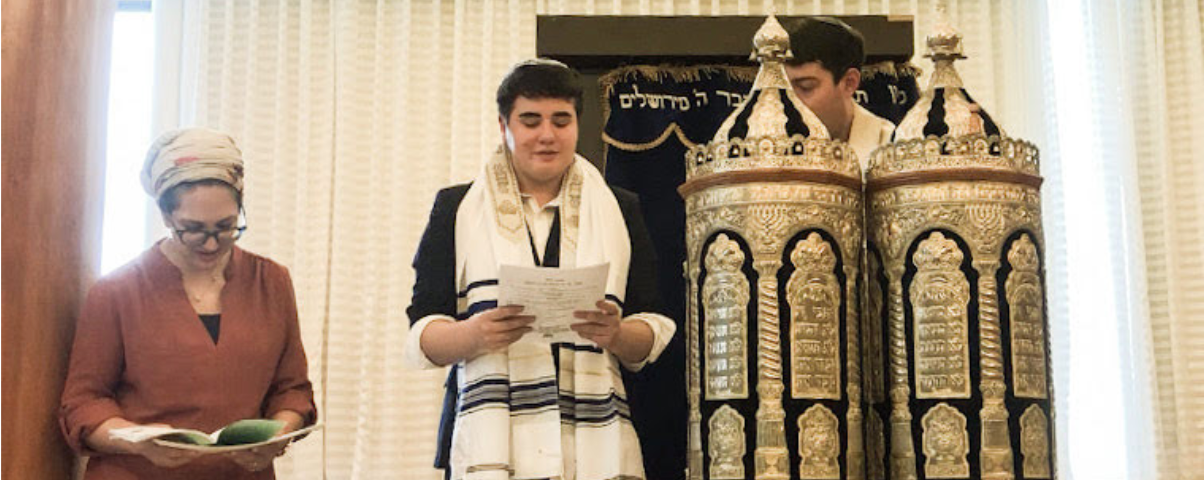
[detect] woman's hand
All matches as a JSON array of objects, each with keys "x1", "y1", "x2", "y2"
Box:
[
  {"x1": 128, "y1": 435, "x2": 204, "y2": 468},
  {"x1": 87, "y1": 418, "x2": 201, "y2": 467},
  {"x1": 226, "y1": 442, "x2": 287, "y2": 472},
  {"x1": 227, "y1": 410, "x2": 304, "y2": 472},
  {"x1": 103, "y1": 422, "x2": 201, "y2": 468}
]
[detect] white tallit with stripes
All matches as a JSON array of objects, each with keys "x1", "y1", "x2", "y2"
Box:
[{"x1": 450, "y1": 146, "x2": 645, "y2": 480}]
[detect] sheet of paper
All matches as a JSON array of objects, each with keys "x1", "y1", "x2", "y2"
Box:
[{"x1": 498, "y1": 263, "x2": 609, "y2": 345}]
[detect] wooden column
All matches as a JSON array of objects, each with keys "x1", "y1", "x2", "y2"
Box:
[{"x1": 2, "y1": 1, "x2": 114, "y2": 478}]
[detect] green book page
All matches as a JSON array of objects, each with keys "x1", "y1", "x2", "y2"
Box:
[
  {"x1": 158, "y1": 431, "x2": 215, "y2": 445},
  {"x1": 215, "y1": 419, "x2": 286, "y2": 446}
]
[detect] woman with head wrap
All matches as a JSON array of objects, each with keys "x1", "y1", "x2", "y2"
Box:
[{"x1": 59, "y1": 128, "x2": 317, "y2": 479}]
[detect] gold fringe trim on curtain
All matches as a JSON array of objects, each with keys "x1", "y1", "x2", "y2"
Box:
[
  {"x1": 602, "y1": 123, "x2": 698, "y2": 152},
  {"x1": 861, "y1": 61, "x2": 923, "y2": 80}
]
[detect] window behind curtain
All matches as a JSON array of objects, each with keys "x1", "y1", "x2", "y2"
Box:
[{"x1": 100, "y1": 0, "x2": 155, "y2": 274}]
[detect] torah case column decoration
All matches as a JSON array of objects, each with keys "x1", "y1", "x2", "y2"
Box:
[
  {"x1": 681, "y1": 15, "x2": 864, "y2": 480},
  {"x1": 862, "y1": 12, "x2": 1056, "y2": 480}
]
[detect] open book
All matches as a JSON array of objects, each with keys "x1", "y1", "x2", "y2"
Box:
[{"x1": 109, "y1": 419, "x2": 323, "y2": 452}]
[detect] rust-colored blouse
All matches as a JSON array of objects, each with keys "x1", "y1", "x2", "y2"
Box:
[{"x1": 60, "y1": 243, "x2": 317, "y2": 479}]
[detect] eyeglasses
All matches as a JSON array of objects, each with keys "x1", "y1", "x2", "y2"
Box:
[{"x1": 170, "y1": 223, "x2": 247, "y2": 248}]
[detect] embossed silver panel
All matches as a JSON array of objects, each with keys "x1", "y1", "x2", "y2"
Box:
[
  {"x1": 1007, "y1": 234, "x2": 1048, "y2": 399},
  {"x1": 922, "y1": 403, "x2": 971, "y2": 479},
  {"x1": 703, "y1": 234, "x2": 751, "y2": 400},
  {"x1": 788, "y1": 233, "x2": 842, "y2": 400},
  {"x1": 1020, "y1": 405, "x2": 1052, "y2": 479},
  {"x1": 911, "y1": 232, "x2": 972, "y2": 399},
  {"x1": 797, "y1": 404, "x2": 841, "y2": 479},
  {"x1": 709, "y1": 405, "x2": 747, "y2": 479}
]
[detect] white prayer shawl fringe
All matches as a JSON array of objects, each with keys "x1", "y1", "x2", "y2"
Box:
[{"x1": 450, "y1": 147, "x2": 644, "y2": 480}]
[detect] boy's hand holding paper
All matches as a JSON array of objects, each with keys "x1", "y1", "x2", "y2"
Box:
[
  {"x1": 498, "y1": 263, "x2": 609, "y2": 345},
  {"x1": 570, "y1": 299, "x2": 624, "y2": 349}
]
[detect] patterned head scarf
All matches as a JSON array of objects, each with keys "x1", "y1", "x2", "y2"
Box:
[{"x1": 141, "y1": 128, "x2": 244, "y2": 199}]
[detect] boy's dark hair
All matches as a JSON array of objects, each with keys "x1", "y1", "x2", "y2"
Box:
[
  {"x1": 157, "y1": 178, "x2": 242, "y2": 214},
  {"x1": 786, "y1": 16, "x2": 866, "y2": 82},
  {"x1": 496, "y1": 60, "x2": 584, "y2": 119}
]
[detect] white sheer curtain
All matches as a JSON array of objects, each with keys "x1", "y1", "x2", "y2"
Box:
[
  {"x1": 162, "y1": 1, "x2": 536, "y2": 478},
  {"x1": 1070, "y1": 0, "x2": 1204, "y2": 478},
  {"x1": 151, "y1": 0, "x2": 1203, "y2": 478}
]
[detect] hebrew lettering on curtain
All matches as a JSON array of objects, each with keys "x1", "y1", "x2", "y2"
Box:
[{"x1": 859, "y1": 61, "x2": 921, "y2": 125}]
